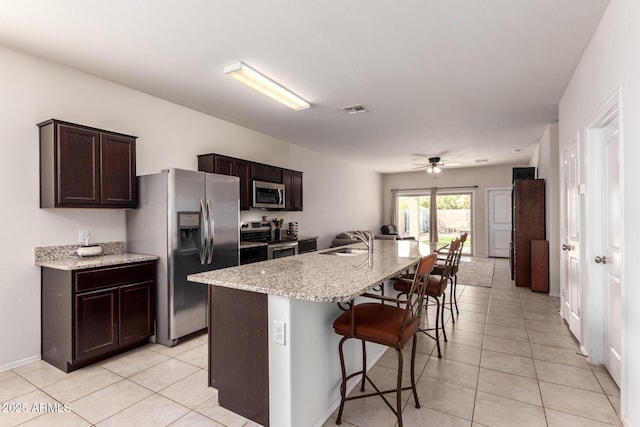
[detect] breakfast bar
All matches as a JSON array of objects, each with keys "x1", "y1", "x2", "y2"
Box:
[{"x1": 187, "y1": 239, "x2": 431, "y2": 427}]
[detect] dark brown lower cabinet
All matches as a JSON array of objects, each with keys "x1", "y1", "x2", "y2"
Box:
[
  {"x1": 209, "y1": 286, "x2": 269, "y2": 427},
  {"x1": 75, "y1": 288, "x2": 119, "y2": 361},
  {"x1": 240, "y1": 245, "x2": 268, "y2": 265},
  {"x1": 297, "y1": 238, "x2": 317, "y2": 254},
  {"x1": 42, "y1": 261, "x2": 155, "y2": 372}
]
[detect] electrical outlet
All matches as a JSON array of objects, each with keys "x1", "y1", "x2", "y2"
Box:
[
  {"x1": 273, "y1": 320, "x2": 286, "y2": 345},
  {"x1": 78, "y1": 230, "x2": 90, "y2": 245}
]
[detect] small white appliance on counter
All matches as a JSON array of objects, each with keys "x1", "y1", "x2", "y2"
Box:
[
  {"x1": 127, "y1": 168, "x2": 240, "y2": 346},
  {"x1": 76, "y1": 244, "x2": 103, "y2": 257}
]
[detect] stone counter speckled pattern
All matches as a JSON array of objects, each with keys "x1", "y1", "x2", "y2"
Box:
[
  {"x1": 36, "y1": 253, "x2": 158, "y2": 271},
  {"x1": 188, "y1": 239, "x2": 433, "y2": 302}
]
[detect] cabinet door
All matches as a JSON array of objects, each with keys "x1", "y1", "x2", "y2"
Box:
[
  {"x1": 119, "y1": 282, "x2": 154, "y2": 346},
  {"x1": 235, "y1": 159, "x2": 251, "y2": 210},
  {"x1": 198, "y1": 154, "x2": 215, "y2": 173},
  {"x1": 240, "y1": 245, "x2": 268, "y2": 265},
  {"x1": 75, "y1": 288, "x2": 119, "y2": 360},
  {"x1": 282, "y1": 170, "x2": 303, "y2": 211},
  {"x1": 100, "y1": 133, "x2": 136, "y2": 207},
  {"x1": 214, "y1": 155, "x2": 234, "y2": 175},
  {"x1": 297, "y1": 239, "x2": 317, "y2": 253},
  {"x1": 57, "y1": 124, "x2": 101, "y2": 206},
  {"x1": 251, "y1": 163, "x2": 282, "y2": 183}
]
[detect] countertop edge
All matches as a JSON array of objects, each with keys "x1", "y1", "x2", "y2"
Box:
[{"x1": 36, "y1": 253, "x2": 159, "y2": 271}]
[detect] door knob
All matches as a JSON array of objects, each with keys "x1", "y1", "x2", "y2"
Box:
[
  {"x1": 562, "y1": 244, "x2": 568, "y2": 251},
  {"x1": 595, "y1": 256, "x2": 607, "y2": 264}
]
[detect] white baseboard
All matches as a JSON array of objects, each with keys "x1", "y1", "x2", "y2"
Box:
[{"x1": 0, "y1": 355, "x2": 41, "y2": 372}]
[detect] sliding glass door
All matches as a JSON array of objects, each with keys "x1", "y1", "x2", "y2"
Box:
[
  {"x1": 395, "y1": 190, "x2": 473, "y2": 254},
  {"x1": 397, "y1": 195, "x2": 431, "y2": 243},
  {"x1": 434, "y1": 193, "x2": 472, "y2": 253}
]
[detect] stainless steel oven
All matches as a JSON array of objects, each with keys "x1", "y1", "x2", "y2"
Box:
[{"x1": 268, "y1": 240, "x2": 298, "y2": 259}]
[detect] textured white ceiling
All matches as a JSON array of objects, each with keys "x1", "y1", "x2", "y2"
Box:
[{"x1": 0, "y1": 0, "x2": 609, "y2": 173}]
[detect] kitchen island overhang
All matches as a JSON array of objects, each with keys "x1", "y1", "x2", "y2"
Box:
[{"x1": 188, "y1": 240, "x2": 432, "y2": 427}]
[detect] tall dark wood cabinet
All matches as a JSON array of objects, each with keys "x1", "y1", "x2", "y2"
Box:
[
  {"x1": 511, "y1": 179, "x2": 546, "y2": 287},
  {"x1": 198, "y1": 154, "x2": 251, "y2": 210},
  {"x1": 39, "y1": 119, "x2": 137, "y2": 208}
]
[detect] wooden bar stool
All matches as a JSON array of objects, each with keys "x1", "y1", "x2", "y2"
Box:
[
  {"x1": 394, "y1": 240, "x2": 460, "y2": 358},
  {"x1": 433, "y1": 231, "x2": 467, "y2": 320},
  {"x1": 332, "y1": 253, "x2": 437, "y2": 427}
]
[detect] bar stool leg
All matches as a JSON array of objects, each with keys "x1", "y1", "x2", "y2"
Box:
[
  {"x1": 395, "y1": 348, "x2": 404, "y2": 427},
  {"x1": 410, "y1": 333, "x2": 420, "y2": 408},
  {"x1": 360, "y1": 340, "x2": 366, "y2": 392},
  {"x1": 441, "y1": 292, "x2": 448, "y2": 343},
  {"x1": 336, "y1": 336, "x2": 349, "y2": 425},
  {"x1": 449, "y1": 277, "x2": 456, "y2": 323},
  {"x1": 453, "y1": 275, "x2": 459, "y2": 314},
  {"x1": 434, "y1": 296, "x2": 442, "y2": 358}
]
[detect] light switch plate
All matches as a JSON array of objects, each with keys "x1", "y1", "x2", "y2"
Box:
[{"x1": 273, "y1": 320, "x2": 286, "y2": 345}]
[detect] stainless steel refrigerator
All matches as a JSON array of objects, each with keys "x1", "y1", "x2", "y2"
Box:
[{"x1": 126, "y1": 168, "x2": 239, "y2": 346}]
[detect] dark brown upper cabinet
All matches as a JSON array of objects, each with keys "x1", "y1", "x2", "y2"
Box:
[
  {"x1": 198, "y1": 152, "x2": 303, "y2": 211},
  {"x1": 282, "y1": 169, "x2": 303, "y2": 211},
  {"x1": 251, "y1": 162, "x2": 282, "y2": 183},
  {"x1": 198, "y1": 154, "x2": 251, "y2": 210},
  {"x1": 39, "y1": 119, "x2": 137, "y2": 208}
]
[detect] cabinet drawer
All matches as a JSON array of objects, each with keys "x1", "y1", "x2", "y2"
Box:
[
  {"x1": 75, "y1": 262, "x2": 155, "y2": 293},
  {"x1": 298, "y1": 239, "x2": 317, "y2": 253},
  {"x1": 240, "y1": 246, "x2": 268, "y2": 265}
]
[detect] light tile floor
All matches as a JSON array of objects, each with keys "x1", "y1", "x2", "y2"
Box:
[
  {"x1": 0, "y1": 258, "x2": 621, "y2": 427},
  {"x1": 323, "y1": 259, "x2": 622, "y2": 427}
]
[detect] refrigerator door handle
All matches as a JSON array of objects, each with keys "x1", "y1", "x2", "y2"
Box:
[
  {"x1": 206, "y1": 199, "x2": 215, "y2": 264},
  {"x1": 199, "y1": 199, "x2": 208, "y2": 265}
]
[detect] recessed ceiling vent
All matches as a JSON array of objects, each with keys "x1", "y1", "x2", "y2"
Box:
[
  {"x1": 475, "y1": 159, "x2": 489, "y2": 163},
  {"x1": 340, "y1": 104, "x2": 367, "y2": 115}
]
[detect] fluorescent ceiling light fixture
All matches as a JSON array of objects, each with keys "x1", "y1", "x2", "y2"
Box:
[{"x1": 224, "y1": 62, "x2": 310, "y2": 111}]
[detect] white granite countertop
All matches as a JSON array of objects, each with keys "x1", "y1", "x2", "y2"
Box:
[
  {"x1": 36, "y1": 253, "x2": 158, "y2": 271},
  {"x1": 188, "y1": 240, "x2": 433, "y2": 303}
]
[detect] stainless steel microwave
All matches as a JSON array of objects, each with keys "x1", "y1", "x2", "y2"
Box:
[{"x1": 252, "y1": 180, "x2": 285, "y2": 209}]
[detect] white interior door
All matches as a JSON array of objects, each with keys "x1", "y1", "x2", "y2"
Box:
[
  {"x1": 601, "y1": 115, "x2": 622, "y2": 386},
  {"x1": 487, "y1": 188, "x2": 511, "y2": 257},
  {"x1": 561, "y1": 140, "x2": 581, "y2": 341}
]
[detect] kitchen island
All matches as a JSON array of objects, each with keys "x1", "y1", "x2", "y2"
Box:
[{"x1": 187, "y1": 239, "x2": 431, "y2": 427}]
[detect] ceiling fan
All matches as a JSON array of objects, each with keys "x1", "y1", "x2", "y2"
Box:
[{"x1": 412, "y1": 154, "x2": 461, "y2": 174}]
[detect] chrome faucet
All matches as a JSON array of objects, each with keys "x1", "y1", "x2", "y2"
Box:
[{"x1": 351, "y1": 231, "x2": 374, "y2": 254}]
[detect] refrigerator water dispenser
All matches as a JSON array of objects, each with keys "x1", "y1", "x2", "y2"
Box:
[{"x1": 178, "y1": 212, "x2": 200, "y2": 254}]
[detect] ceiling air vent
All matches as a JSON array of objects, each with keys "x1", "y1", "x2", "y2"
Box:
[
  {"x1": 340, "y1": 104, "x2": 367, "y2": 115},
  {"x1": 475, "y1": 159, "x2": 489, "y2": 163}
]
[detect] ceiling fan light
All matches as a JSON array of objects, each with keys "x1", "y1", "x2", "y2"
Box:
[
  {"x1": 427, "y1": 166, "x2": 433, "y2": 174},
  {"x1": 224, "y1": 62, "x2": 310, "y2": 111},
  {"x1": 433, "y1": 166, "x2": 442, "y2": 173}
]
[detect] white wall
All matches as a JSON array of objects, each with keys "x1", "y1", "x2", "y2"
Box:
[
  {"x1": 382, "y1": 164, "x2": 518, "y2": 257},
  {"x1": 0, "y1": 46, "x2": 382, "y2": 369},
  {"x1": 531, "y1": 122, "x2": 560, "y2": 296},
  {"x1": 559, "y1": 0, "x2": 639, "y2": 424}
]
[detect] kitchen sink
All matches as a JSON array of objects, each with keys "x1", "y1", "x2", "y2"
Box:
[{"x1": 321, "y1": 247, "x2": 369, "y2": 256}]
